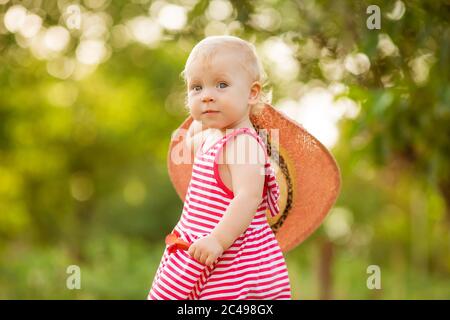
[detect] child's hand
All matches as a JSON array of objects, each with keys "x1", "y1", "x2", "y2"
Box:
[{"x1": 188, "y1": 234, "x2": 224, "y2": 267}]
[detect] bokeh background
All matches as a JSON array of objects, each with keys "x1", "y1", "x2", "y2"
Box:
[{"x1": 0, "y1": 0, "x2": 449, "y2": 299}]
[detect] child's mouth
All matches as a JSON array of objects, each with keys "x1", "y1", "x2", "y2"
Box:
[{"x1": 203, "y1": 110, "x2": 220, "y2": 114}]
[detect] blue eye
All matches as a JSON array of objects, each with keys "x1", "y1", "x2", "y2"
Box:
[
  {"x1": 192, "y1": 85, "x2": 201, "y2": 92},
  {"x1": 217, "y1": 82, "x2": 228, "y2": 89}
]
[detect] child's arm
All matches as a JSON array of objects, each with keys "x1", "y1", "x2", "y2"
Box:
[
  {"x1": 188, "y1": 134, "x2": 266, "y2": 266},
  {"x1": 209, "y1": 135, "x2": 266, "y2": 250}
]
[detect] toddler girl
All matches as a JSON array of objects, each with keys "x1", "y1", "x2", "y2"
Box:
[{"x1": 148, "y1": 35, "x2": 292, "y2": 300}]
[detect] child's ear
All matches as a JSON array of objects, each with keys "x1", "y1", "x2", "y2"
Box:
[{"x1": 248, "y1": 81, "x2": 261, "y2": 105}]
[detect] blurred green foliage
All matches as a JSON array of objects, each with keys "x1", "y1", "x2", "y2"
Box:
[{"x1": 0, "y1": 0, "x2": 449, "y2": 299}]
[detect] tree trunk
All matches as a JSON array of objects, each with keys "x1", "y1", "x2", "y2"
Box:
[{"x1": 318, "y1": 238, "x2": 334, "y2": 300}]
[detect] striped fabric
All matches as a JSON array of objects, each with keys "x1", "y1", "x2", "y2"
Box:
[{"x1": 148, "y1": 127, "x2": 292, "y2": 300}]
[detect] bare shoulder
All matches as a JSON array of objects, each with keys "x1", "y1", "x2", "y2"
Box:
[
  {"x1": 223, "y1": 132, "x2": 266, "y2": 197},
  {"x1": 220, "y1": 131, "x2": 266, "y2": 166},
  {"x1": 185, "y1": 121, "x2": 210, "y2": 155}
]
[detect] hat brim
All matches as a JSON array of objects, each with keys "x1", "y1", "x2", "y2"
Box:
[{"x1": 167, "y1": 103, "x2": 341, "y2": 253}]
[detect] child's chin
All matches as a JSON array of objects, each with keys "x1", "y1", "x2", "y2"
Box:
[{"x1": 201, "y1": 121, "x2": 223, "y2": 129}]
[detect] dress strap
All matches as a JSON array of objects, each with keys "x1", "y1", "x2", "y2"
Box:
[
  {"x1": 218, "y1": 127, "x2": 268, "y2": 160},
  {"x1": 213, "y1": 127, "x2": 281, "y2": 217}
]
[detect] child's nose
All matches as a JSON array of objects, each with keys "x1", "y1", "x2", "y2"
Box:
[
  {"x1": 201, "y1": 90, "x2": 215, "y2": 103},
  {"x1": 202, "y1": 96, "x2": 215, "y2": 103}
]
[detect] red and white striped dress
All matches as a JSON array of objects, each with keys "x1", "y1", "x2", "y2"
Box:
[{"x1": 147, "y1": 127, "x2": 292, "y2": 300}]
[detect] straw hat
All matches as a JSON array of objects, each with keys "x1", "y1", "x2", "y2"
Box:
[{"x1": 167, "y1": 103, "x2": 341, "y2": 253}]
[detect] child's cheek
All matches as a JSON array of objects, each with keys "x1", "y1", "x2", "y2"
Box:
[{"x1": 188, "y1": 103, "x2": 202, "y2": 119}]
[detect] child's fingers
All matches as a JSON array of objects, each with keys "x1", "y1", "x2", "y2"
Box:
[
  {"x1": 188, "y1": 244, "x2": 196, "y2": 257},
  {"x1": 200, "y1": 252, "x2": 209, "y2": 265},
  {"x1": 195, "y1": 251, "x2": 204, "y2": 264},
  {"x1": 194, "y1": 249, "x2": 203, "y2": 262},
  {"x1": 205, "y1": 257, "x2": 214, "y2": 267}
]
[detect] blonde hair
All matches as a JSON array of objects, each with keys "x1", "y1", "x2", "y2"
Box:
[{"x1": 180, "y1": 35, "x2": 272, "y2": 115}]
